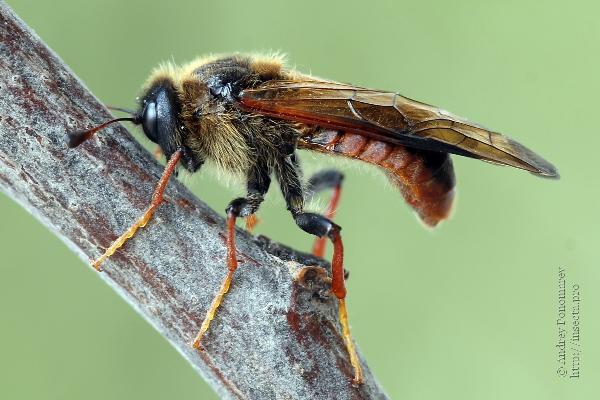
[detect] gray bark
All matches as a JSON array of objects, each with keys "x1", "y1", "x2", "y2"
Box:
[{"x1": 0, "y1": 3, "x2": 388, "y2": 399}]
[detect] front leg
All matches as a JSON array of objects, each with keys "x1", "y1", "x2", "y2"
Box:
[
  {"x1": 91, "y1": 149, "x2": 183, "y2": 270},
  {"x1": 225, "y1": 194, "x2": 264, "y2": 218},
  {"x1": 192, "y1": 163, "x2": 270, "y2": 349}
]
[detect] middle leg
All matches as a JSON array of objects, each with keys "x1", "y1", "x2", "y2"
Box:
[{"x1": 192, "y1": 162, "x2": 271, "y2": 349}]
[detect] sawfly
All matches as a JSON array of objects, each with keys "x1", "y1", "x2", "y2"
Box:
[{"x1": 67, "y1": 53, "x2": 559, "y2": 384}]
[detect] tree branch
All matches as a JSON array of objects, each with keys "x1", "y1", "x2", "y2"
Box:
[{"x1": 0, "y1": 3, "x2": 388, "y2": 399}]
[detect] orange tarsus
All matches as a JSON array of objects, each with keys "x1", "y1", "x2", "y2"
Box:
[
  {"x1": 330, "y1": 230, "x2": 346, "y2": 300},
  {"x1": 339, "y1": 298, "x2": 364, "y2": 385},
  {"x1": 91, "y1": 149, "x2": 182, "y2": 271},
  {"x1": 312, "y1": 185, "x2": 342, "y2": 258},
  {"x1": 153, "y1": 146, "x2": 163, "y2": 160},
  {"x1": 245, "y1": 214, "x2": 259, "y2": 233},
  {"x1": 312, "y1": 237, "x2": 327, "y2": 258},
  {"x1": 192, "y1": 213, "x2": 239, "y2": 349},
  {"x1": 226, "y1": 213, "x2": 239, "y2": 272},
  {"x1": 329, "y1": 230, "x2": 363, "y2": 384}
]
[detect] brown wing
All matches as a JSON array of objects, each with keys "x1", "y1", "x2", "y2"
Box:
[{"x1": 238, "y1": 80, "x2": 559, "y2": 178}]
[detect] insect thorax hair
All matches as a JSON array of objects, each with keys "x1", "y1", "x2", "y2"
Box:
[{"x1": 143, "y1": 54, "x2": 308, "y2": 202}]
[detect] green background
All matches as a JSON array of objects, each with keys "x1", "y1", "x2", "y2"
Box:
[{"x1": 1, "y1": 1, "x2": 597, "y2": 399}]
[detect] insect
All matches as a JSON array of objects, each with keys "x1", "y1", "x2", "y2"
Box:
[{"x1": 67, "y1": 53, "x2": 559, "y2": 385}]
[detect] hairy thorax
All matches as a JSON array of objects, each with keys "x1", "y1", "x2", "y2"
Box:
[
  {"x1": 144, "y1": 54, "x2": 305, "y2": 176},
  {"x1": 178, "y1": 78, "x2": 252, "y2": 175}
]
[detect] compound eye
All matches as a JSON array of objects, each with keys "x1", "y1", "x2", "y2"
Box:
[{"x1": 142, "y1": 101, "x2": 158, "y2": 142}]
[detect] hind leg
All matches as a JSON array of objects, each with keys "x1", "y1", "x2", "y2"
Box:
[
  {"x1": 305, "y1": 169, "x2": 344, "y2": 257},
  {"x1": 276, "y1": 155, "x2": 363, "y2": 384},
  {"x1": 243, "y1": 165, "x2": 345, "y2": 246}
]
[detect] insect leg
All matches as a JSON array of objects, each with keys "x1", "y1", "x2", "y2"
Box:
[
  {"x1": 244, "y1": 162, "x2": 271, "y2": 233},
  {"x1": 91, "y1": 149, "x2": 182, "y2": 271},
  {"x1": 192, "y1": 163, "x2": 271, "y2": 349},
  {"x1": 305, "y1": 169, "x2": 344, "y2": 257},
  {"x1": 153, "y1": 146, "x2": 162, "y2": 160},
  {"x1": 277, "y1": 156, "x2": 364, "y2": 384},
  {"x1": 245, "y1": 214, "x2": 259, "y2": 233}
]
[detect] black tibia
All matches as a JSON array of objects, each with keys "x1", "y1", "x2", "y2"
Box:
[
  {"x1": 247, "y1": 159, "x2": 271, "y2": 197},
  {"x1": 275, "y1": 154, "x2": 341, "y2": 238},
  {"x1": 295, "y1": 212, "x2": 341, "y2": 239},
  {"x1": 275, "y1": 153, "x2": 304, "y2": 215},
  {"x1": 226, "y1": 162, "x2": 271, "y2": 217},
  {"x1": 274, "y1": 153, "x2": 342, "y2": 239},
  {"x1": 181, "y1": 146, "x2": 204, "y2": 173},
  {"x1": 305, "y1": 169, "x2": 344, "y2": 198}
]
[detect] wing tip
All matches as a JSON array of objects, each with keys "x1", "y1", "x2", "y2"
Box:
[
  {"x1": 522, "y1": 151, "x2": 560, "y2": 179},
  {"x1": 532, "y1": 163, "x2": 560, "y2": 179},
  {"x1": 503, "y1": 136, "x2": 559, "y2": 179}
]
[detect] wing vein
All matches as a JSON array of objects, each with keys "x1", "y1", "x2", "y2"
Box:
[{"x1": 238, "y1": 78, "x2": 558, "y2": 177}]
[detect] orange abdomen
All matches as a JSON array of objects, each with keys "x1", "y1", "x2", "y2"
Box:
[{"x1": 299, "y1": 130, "x2": 456, "y2": 226}]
